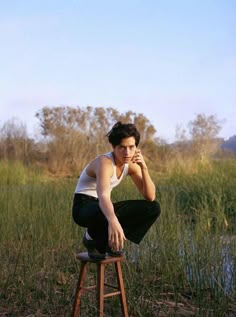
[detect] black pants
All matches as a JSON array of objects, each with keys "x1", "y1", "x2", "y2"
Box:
[{"x1": 72, "y1": 193, "x2": 161, "y2": 253}]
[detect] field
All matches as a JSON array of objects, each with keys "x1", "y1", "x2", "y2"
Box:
[{"x1": 0, "y1": 160, "x2": 235, "y2": 316}]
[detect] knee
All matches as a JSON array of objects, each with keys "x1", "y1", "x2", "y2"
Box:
[{"x1": 149, "y1": 200, "x2": 161, "y2": 218}]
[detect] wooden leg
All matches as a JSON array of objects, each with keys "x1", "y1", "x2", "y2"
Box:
[
  {"x1": 97, "y1": 263, "x2": 105, "y2": 317},
  {"x1": 72, "y1": 261, "x2": 87, "y2": 317},
  {"x1": 115, "y1": 262, "x2": 129, "y2": 317}
]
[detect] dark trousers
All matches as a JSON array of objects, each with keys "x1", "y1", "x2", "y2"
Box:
[{"x1": 72, "y1": 193, "x2": 161, "y2": 253}]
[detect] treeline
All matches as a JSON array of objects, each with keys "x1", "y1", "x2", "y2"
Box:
[{"x1": 0, "y1": 106, "x2": 226, "y2": 175}]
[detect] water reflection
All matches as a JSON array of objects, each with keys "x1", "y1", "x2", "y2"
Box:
[
  {"x1": 128, "y1": 234, "x2": 235, "y2": 296},
  {"x1": 180, "y1": 235, "x2": 235, "y2": 296},
  {"x1": 221, "y1": 244, "x2": 234, "y2": 294}
]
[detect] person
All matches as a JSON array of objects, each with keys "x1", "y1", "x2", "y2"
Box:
[{"x1": 72, "y1": 121, "x2": 161, "y2": 259}]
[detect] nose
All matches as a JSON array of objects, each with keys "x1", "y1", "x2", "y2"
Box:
[{"x1": 124, "y1": 148, "x2": 130, "y2": 155}]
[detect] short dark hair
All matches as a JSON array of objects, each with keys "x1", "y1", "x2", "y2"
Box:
[{"x1": 106, "y1": 121, "x2": 140, "y2": 147}]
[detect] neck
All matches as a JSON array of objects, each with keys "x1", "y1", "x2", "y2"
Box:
[{"x1": 112, "y1": 152, "x2": 124, "y2": 167}]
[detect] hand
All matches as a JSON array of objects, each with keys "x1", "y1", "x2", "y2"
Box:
[
  {"x1": 131, "y1": 149, "x2": 147, "y2": 169},
  {"x1": 108, "y1": 217, "x2": 126, "y2": 251}
]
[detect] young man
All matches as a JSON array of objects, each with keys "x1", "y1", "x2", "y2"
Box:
[{"x1": 72, "y1": 121, "x2": 161, "y2": 259}]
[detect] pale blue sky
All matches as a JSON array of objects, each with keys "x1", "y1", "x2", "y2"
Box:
[{"x1": 0, "y1": 0, "x2": 235, "y2": 142}]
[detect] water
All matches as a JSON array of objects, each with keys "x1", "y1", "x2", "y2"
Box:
[{"x1": 180, "y1": 234, "x2": 235, "y2": 296}]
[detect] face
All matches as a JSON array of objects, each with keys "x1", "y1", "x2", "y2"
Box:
[{"x1": 113, "y1": 137, "x2": 137, "y2": 164}]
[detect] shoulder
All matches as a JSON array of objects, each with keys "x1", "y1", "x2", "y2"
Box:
[
  {"x1": 85, "y1": 154, "x2": 113, "y2": 177},
  {"x1": 88, "y1": 154, "x2": 112, "y2": 167},
  {"x1": 98, "y1": 154, "x2": 113, "y2": 165},
  {"x1": 94, "y1": 154, "x2": 113, "y2": 175}
]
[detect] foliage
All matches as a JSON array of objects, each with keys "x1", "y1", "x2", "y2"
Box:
[
  {"x1": 0, "y1": 108, "x2": 231, "y2": 176},
  {"x1": 35, "y1": 106, "x2": 156, "y2": 141},
  {"x1": 0, "y1": 118, "x2": 34, "y2": 163},
  {"x1": 34, "y1": 106, "x2": 157, "y2": 174},
  {"x1": 188, "y1": 113, "x2": 223, "y2": 160},
  {"x1": 189, "y1": 113, "x2": 222, "y2": 140},
  {"x1": 174, "y1": 113, "x2": 224, "y2": 163}
]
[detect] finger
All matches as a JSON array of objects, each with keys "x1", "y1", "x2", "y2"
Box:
[
  {"x1": 109, "y1": 232, "x2": 116, "y2": 247},
  {"x1": 113, "y1": 234, "x2": 119, "y2": 251},
  {"x1": 120, "y1": 237, "x2": 124, "y2": 249},
  {"x1": 115, "y1": 233, "x2": 122, "y2": 250},
  {"x1": 120, "y1": 233, "x2": 126, "y2": 249}
]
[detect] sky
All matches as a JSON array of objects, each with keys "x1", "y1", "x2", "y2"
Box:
[{"x1": 0, "y1": 0, "x2": 235, "y2": 143}]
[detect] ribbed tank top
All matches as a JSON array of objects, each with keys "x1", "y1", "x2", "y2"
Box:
[{"x1": 74, "y1": 152, "x2": 129, "y2": 198}]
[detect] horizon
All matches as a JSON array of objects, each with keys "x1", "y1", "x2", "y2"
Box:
[{"x1": 1, "y1": 105, "x2": 235, "y2": 144}]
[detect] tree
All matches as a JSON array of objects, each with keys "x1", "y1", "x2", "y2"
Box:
[
  {"x1": 0, "y1": 118, "x2": 32, "y2": 163},
  {"x1": 35, "y1": 105, "x2": 157, "y2": 173},
  {"x1": 188, "y1": 113, "x2": 223, "y2": 160}
]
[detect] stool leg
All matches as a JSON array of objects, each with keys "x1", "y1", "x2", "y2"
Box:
[
  {"x1": 97, "y1": 263, "x2": 105, "y2": 317},
  {"x1": 115, "y1": 262, "x2": 129, "y2": 317},
  {"x1": 72, "y1": 261, "x2": 87, "y2": 317}
]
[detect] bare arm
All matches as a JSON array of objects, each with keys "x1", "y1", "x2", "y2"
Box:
[
  {"x1": 95, "y1": 156, "x2": 126, "y2": 251},
  {"x1": 129, "y1": 149, "x2": 156, "y2": 201}
]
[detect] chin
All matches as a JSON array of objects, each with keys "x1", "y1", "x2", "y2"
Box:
[{"x1": 124, "y1": 157, "x2": 131, "y2": 162}]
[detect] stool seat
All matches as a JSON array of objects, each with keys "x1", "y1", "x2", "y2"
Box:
[
  {"x1": 72, "y1": 252, "x2": 129, "y2": 317},
  {"x1": 76, "y1": 251, "x2": 125, "y2": 263}
]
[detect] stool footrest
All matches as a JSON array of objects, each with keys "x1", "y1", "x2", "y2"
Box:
[
  {"x1": 80, "y1": 283, "x2": 119, "y2": 293},
  {"x1": 104, "y1": 291, "x2": 121, "y2": 298}
]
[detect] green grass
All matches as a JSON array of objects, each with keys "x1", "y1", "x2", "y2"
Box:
[{"x1": 0, "y1": 160, "x2": 235, "y2": 316}]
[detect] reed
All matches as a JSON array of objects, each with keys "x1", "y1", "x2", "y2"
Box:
[{"x1": 0, "y1": 160, "x2": 235, "y2": 316}]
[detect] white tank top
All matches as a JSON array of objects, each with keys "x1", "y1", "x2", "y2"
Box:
[{"x1": 74, "y1": 152, "x2": 129, "y2": 198}]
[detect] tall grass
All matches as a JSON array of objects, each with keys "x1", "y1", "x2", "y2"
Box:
[{"x1": 0, "y1": 160, "x2": 235, "y2": 316}]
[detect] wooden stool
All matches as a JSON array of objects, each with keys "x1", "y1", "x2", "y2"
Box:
[{"x1": 72, "y1": 252, "x2": 128, "y2": 317}]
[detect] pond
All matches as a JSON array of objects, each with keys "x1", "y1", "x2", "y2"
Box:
[{"x1": 179, "y1": 234, "x2": 235, "y2": 296}]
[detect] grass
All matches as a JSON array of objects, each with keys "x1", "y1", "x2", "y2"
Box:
[{"x1": 0, "y1": 160, "x2": 235, "y2": 316}]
